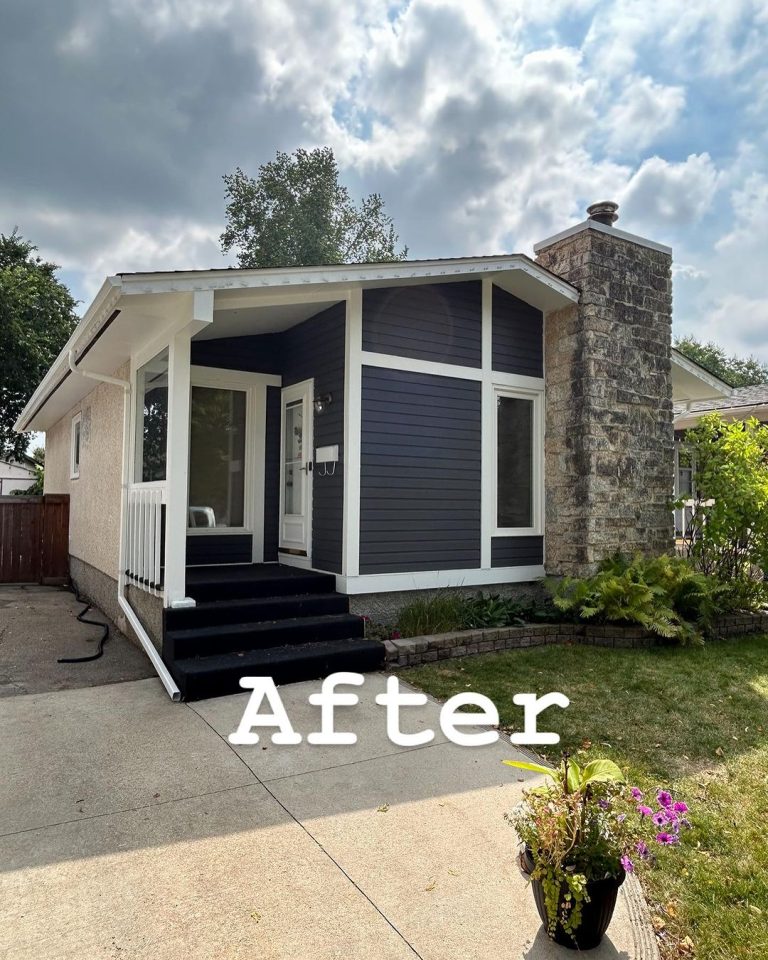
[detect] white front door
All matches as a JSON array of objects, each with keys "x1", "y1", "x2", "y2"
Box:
[{"x1": 279, "y1": 379, "x2": 313, "y2": 557}]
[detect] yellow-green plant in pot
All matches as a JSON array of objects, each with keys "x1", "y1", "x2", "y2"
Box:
[{"x1": 505, "y1": 756, "x2": 690, "y2": 950}]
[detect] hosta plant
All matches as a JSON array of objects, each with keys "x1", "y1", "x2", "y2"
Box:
[{"x1": 504, "y1": 755, "x2": 690, "y2": 948}]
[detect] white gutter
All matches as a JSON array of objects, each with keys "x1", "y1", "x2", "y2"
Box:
[
  {"x1": 118, "y1": 595, "x2": 181, "y2": 701},
  {"x1": 111, "y1": 368, "x2": 181, "y2": 702},
  {"x1": 68, "y1": 350, "x2": 131, "y2": 389}
]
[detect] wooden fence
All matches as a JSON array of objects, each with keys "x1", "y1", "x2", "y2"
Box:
[{"x1": 0, "y1": 494, "x2": 69, "y2": 584}]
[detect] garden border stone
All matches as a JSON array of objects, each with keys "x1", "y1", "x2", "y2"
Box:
[{"x1": 384, "y1": 613, "x2": 768, "y2": 667}]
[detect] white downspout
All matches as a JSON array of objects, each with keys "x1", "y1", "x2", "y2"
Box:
[{"x1": 70, "y1": 349, "x2": 181, "y2": 701}]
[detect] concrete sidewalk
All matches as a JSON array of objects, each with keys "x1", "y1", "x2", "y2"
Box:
[{"x1": 0, "y1": 675, "x2": 657, "y2": 959}]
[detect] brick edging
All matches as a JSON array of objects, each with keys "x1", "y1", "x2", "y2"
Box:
[{"x1": 383, "y1": 614, "x2": 768, "y2": 667}]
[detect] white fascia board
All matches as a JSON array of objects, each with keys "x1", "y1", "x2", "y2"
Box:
[
  {"x1": 118, "y1": 254, "x2": 579, "y2": 304},
  {"x1": 14, "y1": 276, "x2": 123, "y2": 432},
  {"x1": 533, "y1": 219, "x2": 673, "y2": 256}
]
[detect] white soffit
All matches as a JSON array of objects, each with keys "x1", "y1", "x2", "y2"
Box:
[{"x1": 671, "y1": 350, "x2": 734, "y2": 403}]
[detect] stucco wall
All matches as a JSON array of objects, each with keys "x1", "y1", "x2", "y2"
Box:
[{"x1": 44, "y1": 364, "x2": 128, "y2": 580}]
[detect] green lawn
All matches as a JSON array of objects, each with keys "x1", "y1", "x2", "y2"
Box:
[{"x1": 401, "y1": 636, "x2": 768, "y2": 960}]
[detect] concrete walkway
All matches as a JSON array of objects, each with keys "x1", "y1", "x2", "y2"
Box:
[{"x1": 0, "y1": 675, "x2": 657, "y2": 959}]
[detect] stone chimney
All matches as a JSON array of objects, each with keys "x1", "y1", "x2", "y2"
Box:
[{"x1": 535, "y1": 203, "x2": 674, "y2": 576}]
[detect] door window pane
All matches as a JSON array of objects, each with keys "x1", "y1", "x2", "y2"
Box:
[
  {"x1": 283, "y1": 400, "x2": 303, "y2": 516},
  {"x1": 135, "y1": 349, "x2": 168, "y2": 482},
  {"x1": 497, "y1": 395, "x2": 533, "y2": 528},
  {"x1": 188, "y1": 386, "x2": 246, "y2": 528}
]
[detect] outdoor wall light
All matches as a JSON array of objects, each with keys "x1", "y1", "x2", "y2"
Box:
[{"x1": 313, "y1": 393, "x2": 333, "y2": 414}]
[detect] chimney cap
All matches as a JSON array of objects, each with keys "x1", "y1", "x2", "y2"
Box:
[{"x1": 586, "y1": 201, "x2": 619, "y2": 226}]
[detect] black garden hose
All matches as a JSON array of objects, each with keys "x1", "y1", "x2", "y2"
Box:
[{"x1": 57, "y1": 581, "x2": 109, "y2": 663}]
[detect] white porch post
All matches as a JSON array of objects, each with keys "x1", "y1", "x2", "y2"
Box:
[{"x1": 164, "y1": 291, "x2": 213, "y2": 607}]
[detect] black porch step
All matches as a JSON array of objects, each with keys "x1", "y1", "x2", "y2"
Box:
[
  {"x1": 185, "y1": 565, "x2": 336, "y2": 603},
  {"x1": 171, "y1": 637, "x2": 385, "y2": 701},
  {"x1": 165, "y1": 592, "x2": 349, "y2": 631},
  {"x1": 165, "y1": 612, "x2": 365, "y2": 660}
]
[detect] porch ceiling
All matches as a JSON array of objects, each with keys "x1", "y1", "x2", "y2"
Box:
[{"x1": 196, "y1": 297, "x2": 342, "y2": 340}]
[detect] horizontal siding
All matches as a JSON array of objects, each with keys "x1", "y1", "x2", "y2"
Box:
[
  {"x1": 191, "y1": 333, "x2": 282, "y2": 374},
  {"x1": 360, "y1": 367, "x2": 481, "y2": 573},
  {"x1": 492, "y1": 285, "x2": 543, "y2": 377},
  {"x1": 186, "y1": 534, "x2": 252, "y2": 565},
  {"x1": 491, "y1": 536, "x2": 543, "y2": 567},
  {"x1": 363, "y1": 281, "x2": 481, "y2": 367},
  {"x1": 282, "y1": 303, "x2": 345, "y2": 574}
]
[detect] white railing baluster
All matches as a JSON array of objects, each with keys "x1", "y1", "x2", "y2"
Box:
[{"x1": 125, "y1": 483, "x2": 167, "y2": 596}]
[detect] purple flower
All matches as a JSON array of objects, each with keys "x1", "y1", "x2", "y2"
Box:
[
  {"x1": 637, "y1": 805, "x2": 653, "y2": 817},
  {"x1": 616, "y1": 813, "x2": 627, "y2": 823},
  {"x1": 598, "y1": 798, "x2": 611, "y2": 810},
  {"x1": 636, "y1": 840, "x2": 650, "y2": 860},
  {"x1": 652, "y1": 811, "x2": 667, "y2": 827},
  {"x1": 656, "y1": 832, "x2": 679, "y2": 846},
  {"x1": 673, "y1": 801, "x2": 688, "y2": 814},
  {"x1": 631, "y1": 787, "x2": 644, "y2": 800},
  {"x1": 620, "y1": 855, "x2": 635, "y2": 873},
  {"x1": 657, "y1": 791, "x2": 673, "y2": 809}
]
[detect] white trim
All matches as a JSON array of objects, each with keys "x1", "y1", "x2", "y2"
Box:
[
  {"x1": 343, "y1": 289, "x2": 363, "y2": 577},
  {"x1": 164, "y1": 328, "x2": 193, "y2": 607},
  {"x1": 335, "y1": 565, "x2": 545, "y2": 595},
  {"x1": 492, "y1": 384, "x2": 545, "y2": 537},
  {"x1": 120, "y1": 254, "x2": 580, "y2": 302},
  {"x1": 533, "y1": 218, "x2": 673, "y2": 256},
  {"x1": 279, "y1": 378, "x2": 314, "y2": 559},
  {"x1": 70, "y1": 412, "x2": 82, "y2": 479},
  {"x1": 361, "y1": 350, "x2": 482, "y2": 382},
  {"x1": 480, "y1": 279, "x2": 493, "y2": 569}
]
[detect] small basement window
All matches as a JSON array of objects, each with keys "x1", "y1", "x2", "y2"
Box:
[
  {"x1": 70, "y1": 412, "x2": 82, "y2": 479},
  {"x1": 495, "y1": 387, "x2": 542, "y2": 534}
]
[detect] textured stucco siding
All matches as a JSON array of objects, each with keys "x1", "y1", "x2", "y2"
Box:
[{"x1": 44, "y1": 364, "x2": 127, "y2": 581}]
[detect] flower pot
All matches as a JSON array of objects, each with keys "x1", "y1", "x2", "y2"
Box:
[{"x1": 520, "y1": 847, "x2": 626, "y2": 950}]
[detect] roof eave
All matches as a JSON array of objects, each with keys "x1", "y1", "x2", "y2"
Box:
[{"x1": 14, "y1": 276, "x2": 123, "y2": 434}]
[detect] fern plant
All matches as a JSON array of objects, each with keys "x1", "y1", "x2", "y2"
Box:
[{"x1": 549, "y1": 553, "x2": 730, "y2": 644}]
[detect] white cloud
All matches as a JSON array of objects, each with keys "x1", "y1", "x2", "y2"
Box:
[
  {"x1": 621, "y1": 153, "x2": 719, "y2": 230},
  {"x1": 605, "y1": 76, "x2": 685, "y2": 153}
]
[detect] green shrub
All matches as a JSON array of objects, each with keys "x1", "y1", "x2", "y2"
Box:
[
  {"x1": 680, "y1": 414, "x2": 768, "y2": 589},
  {"x1": 549, "y1": 553, "x2": 734, "y2": 644},
  {"x1": 396, "y1": 592, "x2": 466, "y2": 637}
]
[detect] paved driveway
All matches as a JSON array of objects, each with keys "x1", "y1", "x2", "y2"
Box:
[{"x1": 0, "y1": 675, "x2": 655, "y2": 959}]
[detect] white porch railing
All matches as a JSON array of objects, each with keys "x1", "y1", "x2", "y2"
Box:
[{"x1": 125, "y1": 483, "x2": 166, "y2": 596}]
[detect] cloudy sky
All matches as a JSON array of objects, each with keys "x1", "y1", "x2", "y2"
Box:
[{"x1": 2, "y1": 0, "x2": 767, "y2": 357}]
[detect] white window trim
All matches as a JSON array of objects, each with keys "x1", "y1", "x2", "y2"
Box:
[
  {"x1": 70, "y1": 412, "x2": 82, "y2": 479},
  {"x1": 492, "y1": 383, "x2": 544, "y2": 537}
]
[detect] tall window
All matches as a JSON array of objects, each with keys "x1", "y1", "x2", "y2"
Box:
[
  {"x1": 495, "y1": 389, "x2": 541, "y2": 532},
  {"x1": 188, "y1": 386, "x2": 247, "y2": 528},
  {"x1": 135, "y1": 349, "x2": 169, "y2": 483}
]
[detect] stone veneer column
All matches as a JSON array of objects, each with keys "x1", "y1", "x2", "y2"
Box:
[{"x1": 535, "y1": 203, "x2": 674, "y2": 576}]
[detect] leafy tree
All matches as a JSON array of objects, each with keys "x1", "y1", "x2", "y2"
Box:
[
  {"x1": 674, "y1": 335, "x2": 768, "y2": 388},
  {"x1": 0, "y1": 232, "x2": 77, "y2": 459},
  {"x1": 679, "y1": 414, "x2": 768, "y2": 599},
  {"x1": 221, "y1": 147, "x2": 407, "y2": 268}
]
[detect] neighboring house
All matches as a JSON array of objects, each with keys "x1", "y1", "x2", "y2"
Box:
[
  {"x1": 0, "y1": 454, "x2": 38, "y2": 495},
  {"x1": 15, "y1": 202, "x2": 731, "y2": 701},
  {"x1": 672, "y1": 382, "x2": 767, "y2": 535}
]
